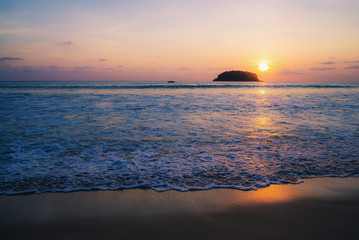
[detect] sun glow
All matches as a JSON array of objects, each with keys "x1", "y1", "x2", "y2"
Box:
[{"x1": 259, "y1": 63, "x2": 269, "y2": 71}]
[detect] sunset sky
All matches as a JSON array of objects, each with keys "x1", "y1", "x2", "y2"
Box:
[{"x1": 1, "y1": 0, "x2": 358, "y2": 82}]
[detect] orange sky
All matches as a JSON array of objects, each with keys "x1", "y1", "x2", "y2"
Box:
[{"x1": 1, "y1": 0, "x2": 359, "y2": 82}]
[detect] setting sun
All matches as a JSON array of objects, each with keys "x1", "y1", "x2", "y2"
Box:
[{"x1": 259, "y1": 63, "x2": 269, "y2": 71}]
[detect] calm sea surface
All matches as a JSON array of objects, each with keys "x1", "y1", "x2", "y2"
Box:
[{"x1": 0, "y1": 81, "x2": 358, "y2": 194}]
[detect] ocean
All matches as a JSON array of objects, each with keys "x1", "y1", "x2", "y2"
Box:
[{"x1": 0, "y1": 81, "x2": 358, "y2": 194}]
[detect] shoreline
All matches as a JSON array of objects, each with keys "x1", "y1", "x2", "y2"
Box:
[{"x1": 1, "y1": 177, "x2": 359, "y2": 240}]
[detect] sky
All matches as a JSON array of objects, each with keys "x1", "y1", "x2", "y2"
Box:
[{"x1": 0, "y1": 0, "x2": 359, "y2": 82}]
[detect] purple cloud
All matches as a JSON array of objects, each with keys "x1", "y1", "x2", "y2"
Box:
[
  {"x1": 47, "y1": 65, "x2": 65, "y2": 72},
  {"x1": 75, "y1": 66, "x2": 92, "y2": 71},
  {"x1": 178, "y1": 67, "x2": 190, "y2": 71},
  {"x1": 320, "y1": 61, "x2": 335, "y2": 65},
  {"x1": 98, "y1": 58, "x2": 107, "y2": 62},
  {"x1": 309, "y1": 67, "x2": 336, "y2": 71},
  {"x1": 58, "y1": 41, "x2": 73, "y2": 46},
  {"x1": 118, "y1": 65, "x2": 124, "y2": 68},
  {"x1": 0, "y1": 57, "x2": 23, "y2": 63},
  {"x1": 344, "y1": 66, "x2": 359, "y2": 70},
  {"x1": 21, "y1": 66, "x2": 37, "y2": 73},
  {"x1": 344, "y1": 60, "x2": 359, "y2": 63},
  {"x1": 278, "y1": 68, "x2": 304, "y2": 75},
  {"x1": 48, "y1": 65, "x2": 62, "y2": 69}
]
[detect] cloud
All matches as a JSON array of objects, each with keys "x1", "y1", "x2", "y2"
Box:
[
  {"x1": 74, "y1": 66, "x2": 93, "y2": 71},
  {"x1": 309, "y1": 67, "x2": 336, "y2": 71},
  {"x1": 47, "y1": 65, "x2": 65, "y2": 72},
  {"x1": 278, "y1": 68, "x2": 304, "y2": 75},
  {"x1": 320, "y1": 61, "x2": 335, "y2": 65},
  {"x1": 72, "y1": 66, "x2": 93, "y2": 73},
  {"x1": 58, "y1": 41, "x2": 73, "y2": 46},
  {"x1": 98, "y1": 58, "x2": 107, "y2": 62},
  {"x1": 0, "y1": 28, "x2": 30, "y2": 35},
  {"x1": 178, "y1": 67, "x2": 190, "y2": 71},
  {"x1": 344, "y1": 66, "x2": 359, "y2": 70},
  {"x1": 0, "y1": 57, "x2": 24, "y2": 63},
  {"x1": 118, "y1": 65, "x2": 124, "y2": 68},
  {"x1": 344, "y1": 60, "x2": 359, "y2": 63},
  {"x1": 21, "y1": 66, "x2": 38, "y2": 73},
  {"x1": 48, "y1": 65, "x2": 62, "y2": 69}
]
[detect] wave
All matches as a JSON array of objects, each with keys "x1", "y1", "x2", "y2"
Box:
[
  {"x1": 1, "y1": 80, "x2": 358, "y2": 195},
  {"x1": 1, "y1": 82, "x2": 358, "y2": 90}
]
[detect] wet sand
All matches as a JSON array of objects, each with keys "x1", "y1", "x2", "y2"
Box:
[{"x1": 1, "y1": 177, "x2": 359, "y2": 240}]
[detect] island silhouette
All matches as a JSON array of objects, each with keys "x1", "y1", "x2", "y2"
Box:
[{"x1": 213, "y1": 70, "x2": 260, "y2": 82}]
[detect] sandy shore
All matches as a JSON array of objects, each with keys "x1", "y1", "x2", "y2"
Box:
[{"x1": 1, "y1": 177, "x2": 359, "y2": 240}]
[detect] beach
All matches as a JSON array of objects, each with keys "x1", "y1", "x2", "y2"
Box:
[{"x1": 1, "y1": 177, "x2": 359, "y2": 240}]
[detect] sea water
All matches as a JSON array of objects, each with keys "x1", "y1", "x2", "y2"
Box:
[{"x1": 0, "y1": 81, "x2": 358, "y2": 194}]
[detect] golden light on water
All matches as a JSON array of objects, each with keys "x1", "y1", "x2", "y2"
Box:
[{"x1": 259, "y1": 63, "x2": 269, "y2": 71}]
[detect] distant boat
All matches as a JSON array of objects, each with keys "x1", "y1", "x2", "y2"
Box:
[{"x1": 167, "y1": 81, "x2": 175, "y2": 83}]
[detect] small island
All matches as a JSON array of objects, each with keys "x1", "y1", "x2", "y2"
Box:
[{"x1": 213, "y1": 70, "x2": 260, "y2": 82}]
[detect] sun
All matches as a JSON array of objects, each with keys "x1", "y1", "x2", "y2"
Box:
[{"x1": 259, "y1": 63, "x2": 269, "y2": 71}]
